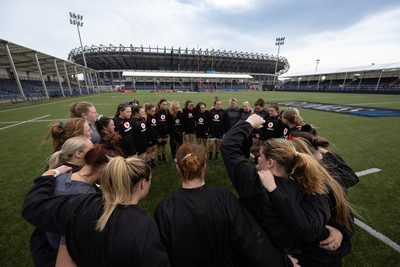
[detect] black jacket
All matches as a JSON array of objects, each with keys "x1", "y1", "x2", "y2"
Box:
[
  {"x1": 22, "y1": 175, "x2": 170, "y2": 267},
  {"x1": 155, "y1": 184, "x2": 292, "y2": 267}
]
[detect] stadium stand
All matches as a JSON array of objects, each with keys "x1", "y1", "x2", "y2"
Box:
[
  {"x1": 280, "y1": 63, "x2": 400, "y2": 94},
  {"x1": 2, "y1": 38, "x2": 399, "y2": 103},
  {"x1": 0, "y1": 38, "x2": 95, "y2": 102}
]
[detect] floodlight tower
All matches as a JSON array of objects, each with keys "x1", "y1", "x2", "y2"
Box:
[
  {"x1": 69, "y1": 12, "x2": 87, "y2": 67},
  {"x1": 315, "y1": 59, "x2": 320, "y2": 71},
  {"x1": 273, "y1": 37, "x2": 285, "y2": 87}
]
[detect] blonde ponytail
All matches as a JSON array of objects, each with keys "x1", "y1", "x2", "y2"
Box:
[{"x1": 96, "y1": 156, "x2": 151, "y2": 231}]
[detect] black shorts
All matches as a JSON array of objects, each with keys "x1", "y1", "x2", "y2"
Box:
[
  {"x1": 147, "y1": 137, "x2": 158, "y2": 147},
  {"x1": 208, "y1": 132, "x2": 223, "y2": 140},
  {"x1": 183, "y1": 129, "x2": 195, "y2": 135},
  {"x1": 158, "y1": 131, "x2": 169, "y2": 139},
  {"x1": 136, "y1": 147, "x2": 147, "y2": 155},
  {"x1": 196, "y1": 132, "x2": 208, "y2": 139}
]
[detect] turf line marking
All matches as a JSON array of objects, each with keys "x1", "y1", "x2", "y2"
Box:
[
  {"x1": 0, "y1": 94, "x2": 103, "y2": 113},
  {"x1": 354, "y1": 219, "x2": 400, "y2": 253},
  {"x1": 0, "y1": 119, "x2": 66, "y2": 124},
  {"x1": 355, "y1": 168, "x2": 381, "y2": 176},
  {"x1": 0, "y1": 115, "x2": 50, "y2": 131},
  {"x1": 355, "y1": 168, "x2": 400, "y2": 253}
]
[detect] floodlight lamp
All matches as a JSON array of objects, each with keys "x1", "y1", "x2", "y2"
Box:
[
  {"x1": 69, "y1": 12, "x2": 73, "y2": 18},
  {"x1": 81, "y1": 15, "x2": 83, "y2": 20},
  {"x1": 276, "y1": 38, "x2": 280, "y2": 41},
  {"x1": 81, "y1": 22, "x2": 83, "y2": 27},
  {"x1": 73, "y1": 13, "x2": 76, "y2": 19},
  {"x1": 77, "y1": 22, "x2": 81, "y2": 27},
  {"x1": 73, "y1": 20, "x2": 76, "y2": 25},
  {"x1": 70, "y1": 19, "x2": 73, "y2": 24},
  {"x1": 282, "y1": 37, "x2": 285, "y2": 41}
]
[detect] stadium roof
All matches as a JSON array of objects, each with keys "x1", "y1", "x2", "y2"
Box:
[
  {"x1": 68, "y1": 44, "x2": 289, "y2": 75},
  {"x1": 0, "y1": 38, "x2": 90, "y2": 77},
  {"x1": 123, "y1": 71, "x2": 253, "y2": 79},
  {"x1": 282, "y1": 62, "x2": 400, "y2": 78}
]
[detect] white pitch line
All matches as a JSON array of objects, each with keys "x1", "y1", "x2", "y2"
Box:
[
  {"x1": 0, "y1": 115, "x2": 50, "y2": 131},
  {"x1": 0, "y1": 94, "x2": 103, "y2": 113},
  {"x1": 354, "y1": 218, "x2": 400, "y2": 253},
  {"x1": 355, "y1": 168, "x2": 381, "y2": 177},
  {"x1": 354, "y1": 168, "x2": 400, "y2": 253},
  {"x1": 0, "y1": 119, "x2": 66, "y2": 124}
]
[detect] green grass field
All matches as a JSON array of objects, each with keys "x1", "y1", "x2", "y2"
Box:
[{"x1": 1, "y1": 91, "x2": 399, "y2": 266}]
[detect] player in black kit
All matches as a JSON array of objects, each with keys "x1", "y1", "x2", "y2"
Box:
[
  {"x1": 207, "y1": 97, "x2": 227, "y2": 161},
  {"x1": 181, "y1": 100, "x2": 196, "y2": 144},
  {"x1": 156, "y1": 99, "x2": 170, "y2": 162},
  {"x1": 113, "y1": 103, "x2": 137, "y2": 157},
  {"x1": 195, "y1": 102, "x2": 208, "y2": 147},
  {"x1": 154, "y1": 143, "x2": 298, "y2": 267},
  {"x1": 145, "y1": 104, "x2": 158, "y2": 169}
]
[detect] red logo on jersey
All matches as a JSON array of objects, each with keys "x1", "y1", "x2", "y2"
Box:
[
  {"x1": 283, "y1": 128, "x2": 288, "y2": 135},
  {"x1": 199, "y1": 118, "x2": 203, "y2": 123},
  {"x1": 124, "y1": 122, "x2": 130, "y2": 128},
  {"x1": 188, "y1": 112, "x2": 193, "y2": 117},
  {"x1": 141, "y1": 123, "x2": 146, "y2": 129},
  {"x1": 175, "y1": 119, "x2": 180, "y2": 124},
  {"x1": 161, "y1": 114, "x2": 166, "y2": 120},
  {"x1": 268, "y1": 122, "x2": 273, "y2": 128},
  {"x1": 214, "y1": 114, "x2": 219, "y2": 120},
  {"x1": 151, "y1": 118, "x2": 156, "y2": 124}
]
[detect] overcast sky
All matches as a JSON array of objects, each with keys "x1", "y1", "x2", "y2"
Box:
[{"x1": 1, "y1": 0, "x2": 400, "y2": 74}]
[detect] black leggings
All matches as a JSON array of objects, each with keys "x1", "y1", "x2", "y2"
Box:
[{"x1": 170, "y1": 133, "x2": 183, "y2": 159}]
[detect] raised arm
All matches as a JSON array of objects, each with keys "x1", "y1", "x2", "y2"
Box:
[{"x1": 220, "y1": 115, "x2": 265, "y2": 197}]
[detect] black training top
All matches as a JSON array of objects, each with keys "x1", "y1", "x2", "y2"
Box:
[
  {"x1": 113, "y1": 116, "x2": 137, "y2": 157},
  {"x1": 207, "y1": 108, "x2": 227, "y2": 135},
  {"x1": 195, "y1": 110, "x2": 208, "y2": 135},
  {"x1": 155, "y1": 184, "x2": 292, "y2": 267},
  {"x1": 22, "y1": 175, "x2": 170, "y2": 267},
  {"x1": 168, "y1": 111, "x2": 183, "y2": 138},
  {"x1": 261, "y1": 115, "x2": 286, "y2": 140},
  {"x1": 132, "y1": 117, "x2": 147, "y2": 153},
  {"x1": 181, "y1": 108, "x2": 196, "y2": 133},
  {"x1": 146, "y1": 114, "x2": 159, "y2": 142},
  {"x1": 156, "y1": 109, "x2": 170, "y2": 135}
]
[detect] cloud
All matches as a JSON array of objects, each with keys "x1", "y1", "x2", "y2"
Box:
[
  {"x1": 284, "y1": 6, "x2": 400, "y2": 73},
  {"x1": 1, "y1": 0, "x2": 399, "y2": 72}
]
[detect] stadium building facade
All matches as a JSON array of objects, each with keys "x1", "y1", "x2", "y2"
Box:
[{"x1": 67, "y1": 44, "x2": 289, "y2": 91}]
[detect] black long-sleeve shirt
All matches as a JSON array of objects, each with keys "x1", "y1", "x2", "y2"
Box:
[
  {"x1": 146, "y1": 114, "x2": 159, "y2": 143},
  {"x1": 154, "y1": 184, "x2": 292, "y2": 267},
  {"x1": 261, "y1": 115, "x2": 285, "y2": 140},
  {"x1": 195, "y1": 110, "x2": 208, "y2": 135},
  {"x1": 207, "y1": 108, "x2": 227, "y2": 135},
  {"x1": 132, "y1": 117, "x2": 147, "y2": 153},
  {"x1": 156, "y1": 109, "x2": 170, "y2": 135},
  {"x1": 168, "y1": 111, "x2": 184, "y2": 139},
  {"x1": 181, "y1": 108, "x2": 196, "y2": 133},
  {"x1": 113, "y1": 117, "x2": 137, "y2": 157},
  {"x1": 22, "y1": 175, "x2": 170, "y2": 267}
]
